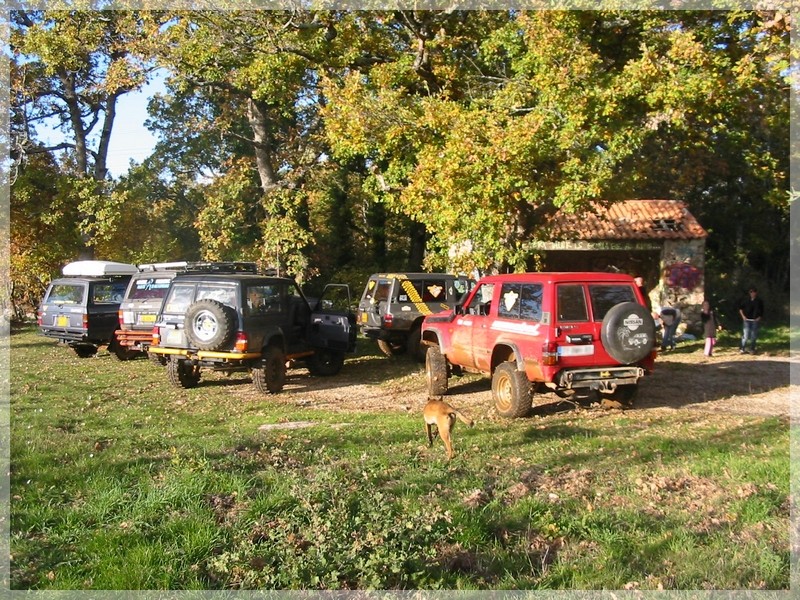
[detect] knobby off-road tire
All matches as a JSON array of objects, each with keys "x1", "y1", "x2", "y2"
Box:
[
  {"x1": 492, "y1": 361, "x2": 533, "y2": 418},
  {"x1": 606, "y1": 384, "x2": 638, "y2": 405},
  {"x1": 72, "y1": 344, "x2": 98, "y2": 358},
  {"x1": 167, "y1": 357, "x2": 200, "y2": 389},
  {"x1": 307, "y1": 348, "x2": 345, "y2": 377},
  {"x1": 184, "y1": 299, "x2": 236, "y2": 351},
  {"x1": 600, "y1": 302, "x2": 655, "y2": 364},
  {"x1": 148, "y1": 351, "x2": 167, "y2": 366},
  {"x1": 253, "y1": 346, "x2": 286, "y2": 394},
  {"x1": 407, "y1": 324, "x2": 426, "y2": 363},
  {"x1": 425, "y1": 344, "x2": 449, "y2": 396}
]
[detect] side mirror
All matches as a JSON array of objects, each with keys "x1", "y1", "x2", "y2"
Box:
[{"x1": 454, "y1": 304, "x2": 464, "y2": 315}]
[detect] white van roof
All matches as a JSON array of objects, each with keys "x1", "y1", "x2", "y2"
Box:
[{"x1": 62, "y1": 260, "x2": 139, "y2": 277}]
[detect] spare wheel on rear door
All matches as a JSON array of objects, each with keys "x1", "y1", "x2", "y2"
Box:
[
  {"x1": 600, "y1": 301, "x2": 655, "y2": 364},
  {"x1": 185, "y1": 299, "x2": 236, "y2": 351}
]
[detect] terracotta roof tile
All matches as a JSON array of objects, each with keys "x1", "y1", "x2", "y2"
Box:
[{"x1": 548, "y1": 199, "x2": 707, "y2": 241}]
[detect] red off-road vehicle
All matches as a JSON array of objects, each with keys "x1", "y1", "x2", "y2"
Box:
[{"x1": 421, "y1": 272, "x2": 657, "y2": 418}]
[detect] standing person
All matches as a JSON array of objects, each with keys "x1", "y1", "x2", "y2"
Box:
[
  {"x1": 700, "y1": 300, "x2": 721, "y2": 357},
  {"x1": 659, "y1": 304, "x2": 681, "y2": 351},
  {"x1": 738, "y1": 286, "x2": 764, "y2": 354},
  {"x1": 634, "y1": 276, "x2": 652, "y2": 312}
]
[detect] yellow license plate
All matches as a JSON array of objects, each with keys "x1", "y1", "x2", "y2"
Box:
[
  {"x1": 56, "y1": 315, "x2": 69, "y2": 327},
  {"x1": 139, "y1": 314, "x2": 157, "y2": 324},
  {"x1": 361, "y1": 313, "x2": 367, "y2": 323}
]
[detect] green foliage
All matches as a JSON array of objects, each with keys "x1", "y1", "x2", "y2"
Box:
[{"x1": 205, "y1": 462, "x2": 454, "y2": 589}]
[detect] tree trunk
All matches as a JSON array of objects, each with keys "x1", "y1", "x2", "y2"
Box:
[{"x1": 246, "y1": 98, "x2": 279, "y2": 192}]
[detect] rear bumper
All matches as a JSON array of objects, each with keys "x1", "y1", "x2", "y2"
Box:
[
  {"x1": 40, "y1": 328, "x2": 92, "y2": 345},
  {"x1": 114, "y1": 328, "x2": 153, "y2": 349},
  {"x1": 555, "y1": 366, "x2": 646, "y2": 391}
]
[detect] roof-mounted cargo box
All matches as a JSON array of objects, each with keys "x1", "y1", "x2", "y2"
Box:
[{"x1": 62, "y1": 260, "x2": 139, "y2": 277}]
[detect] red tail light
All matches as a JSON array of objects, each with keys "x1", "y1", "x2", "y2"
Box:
[
  {"x1": 37, "y1": 312, "x2": 42, "y2": 326},
  {"x1": 118, "y1": 309, "x2": 124, "y2": 326},
  {"x1": 152, "y1": 326, "x2": 160, "y2": 346},
  {"x1": 234, "y1": 332, "x2": 249, "y2": 353},
  {"x1": 383, "y1": 313, "x2": 394, "y2": 328},
  {"x1": 542, "y1": 341, "x2": 559, "y2": 366},
  {"x1": 82, "y1": 313, "x2": 89, "y2": 330}
]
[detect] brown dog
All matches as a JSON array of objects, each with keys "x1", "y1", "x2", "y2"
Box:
[{"x1": 423, "y1": 397, "x2": 474, "y2": 459}]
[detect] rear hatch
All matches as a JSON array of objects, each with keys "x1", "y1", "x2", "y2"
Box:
[
  {"x1": 119, "y1": 274, "x2": 175, "y2": 331},
  {"x1": 357, "y1": 276, "x2": 393, "y2": 330}
]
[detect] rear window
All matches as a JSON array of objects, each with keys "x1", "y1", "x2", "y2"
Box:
[
  {"x1": 46, "y1": 283, "x2": 84, "y2": 304},
  {"x1": 128, "y1": 277, "x2": 173, "y2": 300},
  {"x1": 363, "y1": 279, "x2": 392, "y2": 303},
  {"x1": 162, "y1": 284, "x2": 195, "y2": 314},
  {"x1": 589, "y1": 285, "x2": 636, "y2": 321},
  {"x1": 557, "y1": 285, "x2": 588, "y2": 322}
]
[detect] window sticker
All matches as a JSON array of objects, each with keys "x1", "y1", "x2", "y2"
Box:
[
  {"x1": 426, "y1": 284, "x2": 443, "y2": 299},
  {"x1": 503, "y1": 289, "x2": 519, "y2": 313}
]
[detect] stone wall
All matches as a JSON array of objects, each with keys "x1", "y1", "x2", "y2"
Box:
[{"x1": 654, "y1": 239, "x2": 706, "y2": 334}]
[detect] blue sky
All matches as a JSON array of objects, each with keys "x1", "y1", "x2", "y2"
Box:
[{"x1": 104, "y1": 77, "x2": 164, "y2": 178}]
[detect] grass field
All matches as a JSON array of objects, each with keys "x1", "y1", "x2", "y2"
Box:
[{"x1": 8, "y1": 325, "x2": 792, "y2": 590}]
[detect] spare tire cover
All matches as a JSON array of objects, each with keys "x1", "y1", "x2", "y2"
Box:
[
  {"x1": 600, "y1": 301, "x2": 655, "y2": 364},
  {"x1": 184, "y1": 299, "x2": 236, "y2": 351}
]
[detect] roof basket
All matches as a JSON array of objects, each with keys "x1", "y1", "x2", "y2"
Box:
[
  {"x1": 184, "y1": 261, "x2": 259, "y2": 274},
  {"x1": 137, "y1": 261, "x2": 262, "y2": 274}
]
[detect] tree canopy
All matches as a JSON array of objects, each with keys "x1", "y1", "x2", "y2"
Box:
[{"x1": 7, "y1": 8, "x2": 793, "y2": 315}]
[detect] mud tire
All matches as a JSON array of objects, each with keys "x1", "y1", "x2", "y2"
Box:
[
  {"x1": 492, "y1": 361, "x2": 532, "y2": 418},
  {"x1": 167, "y1": 357, "x2": 200, "y2": 389},
  {"x1": 185, "y1": 299, "x2": 236, "y2": 351},
  {"x1": 253, "y1": 346, "x2": 286, "y2": 394}
]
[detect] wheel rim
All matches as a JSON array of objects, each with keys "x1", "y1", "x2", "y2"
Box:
[
  {"x1": 495, "y1": 372, "x2": 513, "y2": 412},
  {"x1": 192, "y1": 310, "x2": 218, "y2": 342}
]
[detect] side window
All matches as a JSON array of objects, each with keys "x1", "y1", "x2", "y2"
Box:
[
  {"x1": 421, "y1": 280, "x2": 446, "y2": 302},
  {"x1": 246, "y1": 284, "x2": 285, "y2": 315},
  {"x1": 197, "y1": 285, "x2": 237, "y2": 308},
  {"x1": 465, "y1": 283, "x2": 495, "y2": 316},
  {"x1": 557, "y1": 285, "x2": 589, "y2": 322},
  {"x1": 163, "y1": 284, "x2": 195, "y2": 314},
  {"x1": 452, "y1": 278, "x2": 471, "y2": 301},
  {"x1": 589, "y1": 285, "x2": 635, "y2": 321},
  {"x1": 397, "y1": 279, "x2": 422, "y2": 303},
  {"x1": 92, "y1": 282, "x2": 125, "y2": 303},
  {"x1": 498, "y1": 283, "x2": 543, "y2": 321}
]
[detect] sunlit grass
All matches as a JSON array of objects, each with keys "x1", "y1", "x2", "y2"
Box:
[{"x1": 9, "y1": 326, "x2": 790, "y2": 590}]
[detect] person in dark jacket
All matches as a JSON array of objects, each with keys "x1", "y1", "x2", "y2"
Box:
[
  {"x1": 700, "y1": 300, "x2": 721, "y2": 357},
  {"x1": 738, "y1": 287, "x2": 764, "y2": 354}
]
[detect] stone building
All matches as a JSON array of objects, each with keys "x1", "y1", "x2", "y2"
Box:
[{"x1": 530, "y1": 199, "x2": 708, "y2": 331}]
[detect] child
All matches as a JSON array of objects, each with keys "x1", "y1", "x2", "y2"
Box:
[{"x1": 700, "y1": 300, "x2": 720, "y2": 357}]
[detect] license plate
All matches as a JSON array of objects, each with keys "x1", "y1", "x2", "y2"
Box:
[
  {"x1": 138, "y1": 313, "x2": 157, "y2": 324},
  {"x1": 56, "y1": 315, "x2": 69, "y2": 327},
  {"x1": 165, "y1": 329, "x2": 184, "y2": 345},
  {"x1": 361, "y1": 313, "x2": 367, "y2": 323}
]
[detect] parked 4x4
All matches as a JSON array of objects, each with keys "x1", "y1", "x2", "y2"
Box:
[
  {"x1": 114, "y1": 261, "x2": 258, "y2": 363},
  {"x1": 149, "y1": 271, "x2": 356, "y2": 393},
  {"x1": 357, "y1": 272, "x2": 473, "y2": 361},
  {"x1": 421, "y1": 272, "x2": 656, "y2": 418},
  {"x1": 38, "y1": 261, "x2": 138, "y2": 358}
]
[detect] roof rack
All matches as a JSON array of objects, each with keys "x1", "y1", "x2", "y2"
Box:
[{"x1": 136, "y1": 261, "x2": 259, "y2": 274}]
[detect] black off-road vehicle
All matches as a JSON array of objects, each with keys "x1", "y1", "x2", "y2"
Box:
[
  {"x1": 149, "y1": 271, "x2": 356, "y2": 393},
  {"x1": 357, "y1": 272, "x2": 473, "y2": 361},
  {"x1": 114, "y1": 261, "x2": 258, "y2": 363},
  {"x1": 38, "y1": 261, "x2": 138, "y2": 358}
]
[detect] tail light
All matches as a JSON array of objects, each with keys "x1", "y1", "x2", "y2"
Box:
[
  {"x1": 118, "y1": 309, "x2": 124, "y2": 326},
  {"x1": 542, "y1": 341, "x2": 559, "y2": 366},
  {"x1": 152, "y1": 326, "x2": 160, "y2": 346},
  {"x1": 234, "y1": 332, "x2": 249, "y2": 353},
  {"x1": 82, "y1": 313, "x2": 89, "y2": 330},
  {"x1": 37, "y1": 312, "x2": 42, "y2": 326},
  {"x1": 382, "y1": 313, "x2": 394, "y2": 328}
]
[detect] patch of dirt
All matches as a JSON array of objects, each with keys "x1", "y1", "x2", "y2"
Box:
[{"x1": 227, "y1": 344, "x2": 795, "y2": 421}]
